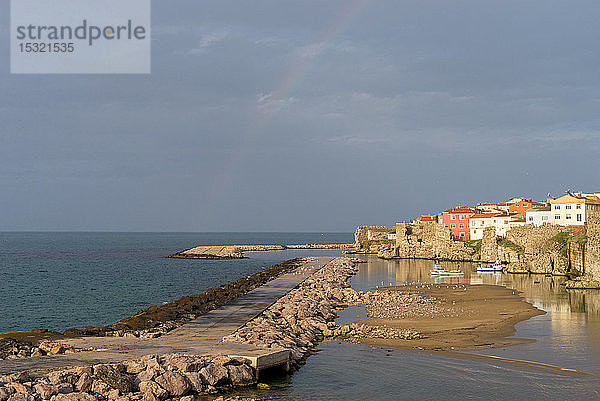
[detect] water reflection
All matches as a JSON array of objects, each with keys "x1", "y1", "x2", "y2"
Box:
[
  {"x1": 352, "y1": 255, "x2": 600, "y2": 374},
  {"x1": 225, "y1": 255, "x2": 600, "y2": 400}
]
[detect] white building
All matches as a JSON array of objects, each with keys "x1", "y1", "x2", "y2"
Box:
[
  {"x1": 525, "y1": 206, "x2": 551, "y2": 227},
  {"x1": 549, "y1": 194, "x2": 600, "y2": 226},
  {"x1": 492, "y1": 213, "x2": 525, "y2": 237},
  {"x1": 469, "y1": 212, "x2": 527, "y2": 239},
  {"x1": 469, "y1": 212, "x2": 498, "y2": 240}
]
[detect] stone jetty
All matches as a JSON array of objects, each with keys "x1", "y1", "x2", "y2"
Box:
[{"x1": 168, "y1": 243, "x2": 354, "y2": 259}]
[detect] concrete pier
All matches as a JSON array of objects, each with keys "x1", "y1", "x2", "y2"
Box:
[
  {"x1": 0, "y1": 257, "x2": 333, "y2": 375},
  {"x1": 169, "y1": 244, "x2": 353, "y2": 259}
]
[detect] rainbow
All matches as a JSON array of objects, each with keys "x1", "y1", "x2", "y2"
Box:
[{"x1": 194, "y1": 0, "x2": 373, "y2": 227}]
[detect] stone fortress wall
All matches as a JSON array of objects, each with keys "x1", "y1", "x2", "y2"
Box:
[{"x1": 355, "y1": 212, "x2": 600, "y2": 286}]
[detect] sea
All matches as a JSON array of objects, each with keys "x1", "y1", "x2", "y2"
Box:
[
  {"x1": 0, "y1": 232, "x2": 350, "y2": 333},
  {"x1": 2, "y1": 232, "x2": 600, "y2": 400}
]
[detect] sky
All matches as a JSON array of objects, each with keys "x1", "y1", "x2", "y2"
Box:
[{"x1": 1, "y1": 0, "x2": 599, "y2": 232}]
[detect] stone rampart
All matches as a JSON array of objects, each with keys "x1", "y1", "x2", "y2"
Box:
[
  {"x1": 568, "y1": 210, "x2": 600, "y2": 288},
  {"x1": 389, "y1": 222, "x2": 474, "y2": 261},
  {"x1": 354, "y1": 226, "x2": 395, "y2": 252}
]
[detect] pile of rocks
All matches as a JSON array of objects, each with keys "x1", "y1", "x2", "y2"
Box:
[
  {"x1": 359, "y1": 289, "x2": 461, "y2": 319},
  {"x1": 0, "y1": 341, "x2": 75, "y2": 361},
  {"x1": 333, "y1": 323, "x2": 421, "y2": 344},
  {"x1": 223, "y1": 258, "x2": 360, "y2": 368},
  {"x1": 0, "y1": 353, "x2": 256, "y2": 401}
]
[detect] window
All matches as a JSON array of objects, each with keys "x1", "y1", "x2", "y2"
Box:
[
  {"x1": 451, "y1": 224, "x2": 455, "y2": 228},
  {"x1": 480, "y1": 221, "x2": 484, "y2": 226},
  {"x1": 566, "y1": 214, "x2": 571, "y2": 220},
  {"x1": 460, "y1": 215, "x2": 464, "y2": 220},
  {"x1": 555, "y1": 215, "x2": 560, "y2": 220},
  {"x1": 576, "y1": 204, "x2": 582, "y2": 209},
  {"x1": 451, "y1": 215, "x2": 456, "y2": 220},
  {"x1": 528, "y1": 217, "x2": 533, "y2": 221},
  {"x1": 577, "y1": 214, "x2": 583, "y2": 222},
  {"x1": 566, "y1": 205, "x2": 572, "y2": 210},
  {"x1": 459, "y1": 223, "x2": 464, "y2": 228},
  {"x1": 460, "y1": 232, "x2": 465, "y2": 238},
  {"x1": 554, "y1": 205, "x2": 560, "y2": 210}
]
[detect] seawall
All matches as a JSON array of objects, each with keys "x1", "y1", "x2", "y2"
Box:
[{"x1": 168, "y1": 243, "x2": 354, "y2": 259}]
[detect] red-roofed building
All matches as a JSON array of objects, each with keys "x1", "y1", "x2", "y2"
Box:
[
  {"x1": 478, "y1": 202, "x2": 512, "y2": 213},
  {"x1": 442, "y1": 206, "x2": 477, "y2": 240},
  {"x1": 508, "y1": 200, "x2": 544, "y2": 214},
  {"x1": 468, "y1": 212, "x2": 499, "y2": 240},
  {"x1": 416, "y1": 215, "x2": 438, "y2": 223}
]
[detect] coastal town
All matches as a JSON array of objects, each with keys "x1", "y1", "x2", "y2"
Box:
[{"x1": 413, "y1": 191, "x2": 600, "y2": 241}]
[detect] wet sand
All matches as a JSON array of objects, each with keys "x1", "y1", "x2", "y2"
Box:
[{"x1": 353, "y1": 283, "x2": 545, "y2": 351}]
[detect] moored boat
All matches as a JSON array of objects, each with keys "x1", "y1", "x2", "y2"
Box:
[{"x1": 477, "y1": 261, "x2": 503, "y2": 272}]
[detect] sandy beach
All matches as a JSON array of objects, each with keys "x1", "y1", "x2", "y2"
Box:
[{"x1": 350, "y1": 283, "x2": 545, "y2": 351}]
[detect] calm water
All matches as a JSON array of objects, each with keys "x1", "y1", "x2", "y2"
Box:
[
  {"x1": 0, "y1": 232, "x2": 351, "y2": 333},
  {"x1": 4, "y1": 235, "x2": 600, "y2": 399},
  {"x1": 231, "y1": 256, "x2": 600, "y2": 400}
]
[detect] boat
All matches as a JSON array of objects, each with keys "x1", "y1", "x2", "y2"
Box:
[
  {"x1": 436, "y1": 269, "x2": 464, "y2": 276},
  {"x1": 477, "y1": 261, "x2": 503, "y2": 272},
  {"x1": 430, "y1": 264, "x2": 464, "y2": 276}
]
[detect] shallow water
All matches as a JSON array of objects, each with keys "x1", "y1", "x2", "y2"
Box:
[
  {"x1": 232, "y1": 256, "x2": 600, "y2": 400},
  {"x1": 0, "y1": 232, "x2": 351, "y2": 333}
]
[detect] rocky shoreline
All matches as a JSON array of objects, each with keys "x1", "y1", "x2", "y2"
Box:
[
  {"x1": 0, "y1": 256, "x2": 544, "y2": 400},
  {"x1": 0, "y1": 353, "x2": 258, "y2": 401},
  {"x1": 0, "y1": 259, "x2": 307, "y2": 361},
  {"x1": 222, "y1": 258, "x2": 427, "y2": 368}
]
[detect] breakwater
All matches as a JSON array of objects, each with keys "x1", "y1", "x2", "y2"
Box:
[
  {"x1": 168, "y1": 243, "x2": 354, "y2": 259},
  {"x1": 0, "y1": 258, "x2": 335, "y2": 399}
]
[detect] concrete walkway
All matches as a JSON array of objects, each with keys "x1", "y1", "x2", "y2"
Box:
[{"x1": 0, "y1": 257, "x2": 333, "y2": 374}]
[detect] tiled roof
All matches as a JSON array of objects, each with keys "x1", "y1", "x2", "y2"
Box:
[
  {"x1": 528, "y1": 206, "x2": 551, "y2": 212},
  {"x1": 550, "y1": 194, "x2": 600, "y2": 205},
  {"x1": 470, "y1": 212, "x2": 498, "y2": 219}
]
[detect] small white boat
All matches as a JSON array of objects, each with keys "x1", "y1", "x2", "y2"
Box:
[
  {"x1": 478, "y1": 262, "x2": 503, "y2": 272},
  {"x1": 436, "y1": 269, "x2": 464, "y2": 276},
  {"x1": 431, "y1": 264, "x2": 464, "y2": 276}
]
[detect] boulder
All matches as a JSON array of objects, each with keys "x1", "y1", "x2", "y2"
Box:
[
  {"x1": 7, "y1": 394, "x2": 34, "y2": 401},
  {"x1": 93, "y1": 365, "x2": 133, "y2": 394},
  {"x1": 33, "y1": 383, "x2": 58, "y2": 400},
  {"x1": 0, "y1": 387, "x2": 15, "y2": 401},
  {"x1": 181, "y1": 372, "x2": 204, "y2": 393},
  {"x1": 53, "y1": 393, "x2": 97, "y2": 401},
  {"x1": 47, "y1": 371, "x2": 75, "y2": 386},
  {"x1": 8, "y1": 373, "x2": 29, "y2": 384},
  {"x1": 8, "y1": 384, "x2": 29, "y2": 395},
  {"x1": 137, "y1": 381, "x2": 167, "y2": 401},
  {"x1": 57, "y1": 383, "x2": 73, "y2": 394},
  {"x1": 123, "y1": 361, "x2": 145, "y2": 375},
  {"x1": 90, "y1": 380, "x2": 111, "y2": 397},
  {"x1": 199, "y1": 363, "x2": 229, "y2": 387},
  {"x1": 38, "y1": 341, "x2": 69, "y2": 356},
  {"x1": 75, "y1": 374, "x2": 92, "y2": 393},
  {"x1": 226, "y1": 364, "x2": 254, "y2": 386},
  {"x1": 154, "y1": 372, "x2": 190, "y2": 396},
  {"x1": 136, "y1": 369, "x2": 156, "y2": 383}
]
